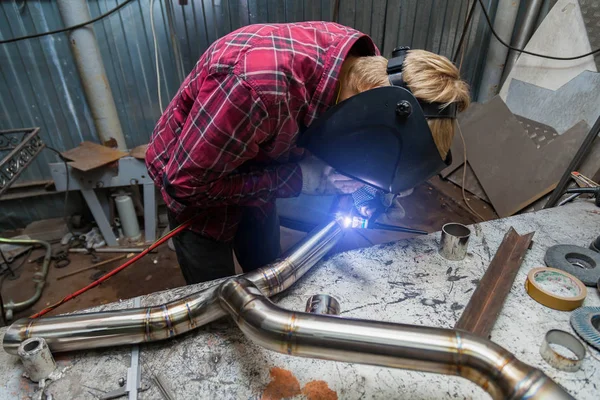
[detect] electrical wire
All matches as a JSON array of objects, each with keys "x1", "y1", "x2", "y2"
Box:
[
  {"x1": 456, "y1": 122, "x2": 485, "y2": 222},
  {"x1": 151, "y1": 0, "x2": 165, "y2": 114},
  {"x1": 0, "y1": 0, "x2": 136, "y2": 45},
  {"x1": 30, "y1": 216, "x2": 196, "y2": 319},
  {"x1": 475, "y1": 0, "x2": 600, "y2": 60},
  {"x1": 453, "y1": 0, "x2": 478, "y2": 63},
  {"x1": 45, "y1": 146, "x2": 74, "y2": 238}
]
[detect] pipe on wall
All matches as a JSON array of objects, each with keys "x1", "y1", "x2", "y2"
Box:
[
  {"x1": 3, "y1": 220, "x2": 343, "y2": 353},
  {"x1": 500, "y1": 0, "x2": 545, "y2": 86},
  {"x1": 219, "y1": 277, "x2": 573, "y2": 400},
  {"x1": 477, "y1": 0, "x2": 522, "y2": 102},
  {"x1": 56, "y1": 0, "x2": 127, "y2": 150}
]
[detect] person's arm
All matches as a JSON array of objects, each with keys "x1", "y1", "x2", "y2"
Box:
[{"x1": 163, "y1": 73, "x2": 302, "y2": 208}]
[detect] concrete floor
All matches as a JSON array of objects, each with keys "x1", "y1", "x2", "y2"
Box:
[{"x1": 1, "y1": 178, "x2": 495, "y2": 322}]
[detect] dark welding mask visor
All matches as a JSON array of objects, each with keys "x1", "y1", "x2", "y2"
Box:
[{"x1": 300, "y1": 85, "x2": 452, "y2": 193}]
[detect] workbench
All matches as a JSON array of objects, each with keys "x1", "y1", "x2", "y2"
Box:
[{"x1": 1, "y1": 201, "x2": 599, "y2": 399}]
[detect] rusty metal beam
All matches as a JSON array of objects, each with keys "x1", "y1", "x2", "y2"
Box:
[{"x1": 455, "y1": 227, "x2": 535, "y2": 337}]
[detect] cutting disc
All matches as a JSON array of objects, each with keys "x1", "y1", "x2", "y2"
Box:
[{"x1": 570, "y1": 306, "x2": 600, "y2": 351}]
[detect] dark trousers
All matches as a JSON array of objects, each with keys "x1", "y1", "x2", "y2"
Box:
[{"x1": 168, "y1": 207, "x2": 281, "y2": 284}]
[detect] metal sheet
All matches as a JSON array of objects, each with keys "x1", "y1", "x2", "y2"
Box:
[
  {"x1": 506, "y1": 72, "x2": 600, "y2": 134},
  {"x1": 499, "y1": 0, "x2": 597, "y2": 99}
]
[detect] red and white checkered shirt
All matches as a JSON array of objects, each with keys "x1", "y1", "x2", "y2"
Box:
[{"x1": 146, "y1": 22, "x2": 377, "y2": 241}]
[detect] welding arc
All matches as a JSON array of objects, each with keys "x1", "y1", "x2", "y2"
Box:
[{"x1": 29, "y1": 217, "x2": 196, "y2": 319}]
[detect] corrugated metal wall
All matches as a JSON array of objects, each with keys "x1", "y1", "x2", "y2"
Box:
[{"x1": 0, "y1": 0, "x2": 498, "y2": 229}]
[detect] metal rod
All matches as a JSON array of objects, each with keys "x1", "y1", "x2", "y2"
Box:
[
  {"x1": 68, "y1": 248, "x2": 150, "y2": 254},
  {"x1": 0, "y1": 238, "x2": 51, "y2": 320},
  {"x1": 3, "y1": 221, "x2": 343, "y2": 354},
  {"x1": 56, "y1": 0, "x2": 127, "y2": 150},
  {"x1": 56, "y1": 254, "x2": 129, "y2": 280},
  {"x1": 219, "y1": 277, "x2": 572, "y2": 400},
  {"x1": 544, "y1": 115, "x2": 600, "y2": 208},
  {"x1": 370, "y1": 223, "x2": 427, "y2": 235}
]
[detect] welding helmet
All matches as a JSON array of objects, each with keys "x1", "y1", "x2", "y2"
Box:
[{"x1": 300, "y1": 47, "x2": 456, "y2": 193}]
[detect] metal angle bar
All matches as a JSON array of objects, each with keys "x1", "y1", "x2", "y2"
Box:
[{"x1": 455, "y1": 227, "x2": 535, "y2": 337}]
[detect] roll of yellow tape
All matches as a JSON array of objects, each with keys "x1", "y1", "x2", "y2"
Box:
[{"x1": 525, "y1": 267, "x2": 587, "y2": 311}]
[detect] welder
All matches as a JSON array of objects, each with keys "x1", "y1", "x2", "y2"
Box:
[{"x1": 146, "y1": 21, "x2": 470, "y2": 284}]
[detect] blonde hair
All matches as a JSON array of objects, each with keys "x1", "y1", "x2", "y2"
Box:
[{"x1": 340, "y1": 50, "x2": 470, "y2": 159}]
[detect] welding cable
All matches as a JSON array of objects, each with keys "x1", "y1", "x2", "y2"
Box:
[
  {"x1": 452, "y1": 0, "x2": 478, "y2": 63},
  {"x1": 45, "y1": 146, "x2": 75, "y2": 238},
  {"x1": 29, "y1": 217, "x2": 196, "y2": 319},
  {"x1": 0, "y1": 0, "x2": 136, "y2": 45},
  {"x1": 474, "y1": 0, "x2": 600, "y2": 60},
  {"x1": 457, "y1": 122, "x2": 485, "y2": 222}
]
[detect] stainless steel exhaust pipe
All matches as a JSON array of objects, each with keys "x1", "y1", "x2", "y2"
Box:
[
  {"x1": 218, "y1": 277, "x2": 573, "y2": 400},
  {"x1": 3, "y1": 221, "x2": 343, "y2": 354}
]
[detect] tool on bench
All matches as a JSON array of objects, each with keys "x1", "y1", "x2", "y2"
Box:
[
  {"x1": 544, "y1": 244, "x2": 600, "y2": 287},
  {"x1": 56, "y1": 254, "x2": 131, "y2": 280},
  {"x1": 558, "y1": 172, "x2": 599, "y2": 206},
  {"x1": 100, "y1": 297, "x2": 148, "y2": 400},
  {"x1": 570, "y1": 306, "x2": 600, "y2": 351},
  {"x1": 342, "y1": 213, "x2": 428, "y2": 235}
]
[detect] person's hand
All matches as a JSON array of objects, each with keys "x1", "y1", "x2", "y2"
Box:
[{"x1": 299, "y1": 155, "x2": 364, "y2": 195}]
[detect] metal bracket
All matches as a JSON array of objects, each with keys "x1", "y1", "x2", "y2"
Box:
[{"x1": 0, "y1": 128, "x2": 45, "y2": 197}]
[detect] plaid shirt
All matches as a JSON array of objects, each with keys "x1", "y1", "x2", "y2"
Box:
[{"x1": 147, "y1": 22, "x2": 377, "y2": 241}]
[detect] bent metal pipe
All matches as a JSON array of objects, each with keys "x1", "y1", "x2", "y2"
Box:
[
  {"x1": 3, "y1": 220, "x2": 343, "y2": 354},
  {"x1": 2, "y1": 220, "x2": 572, "y2": 399},
  {"x1": 218, "y1": 277, "x2": 573, "y2": 400}
]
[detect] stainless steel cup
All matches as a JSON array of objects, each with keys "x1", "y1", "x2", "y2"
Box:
[
  {"x1": 439, "y1": 223, "x2": 471, "y2": 261},
  {"x1": 305, "y1": 294, "x2": 341, "y2": 315}
]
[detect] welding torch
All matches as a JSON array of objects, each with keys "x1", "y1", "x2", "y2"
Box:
[{"x1": 334, "y1": 194, "x2": 427, "y2": 235}]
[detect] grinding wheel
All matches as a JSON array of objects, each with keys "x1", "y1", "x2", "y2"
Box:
[
  {"x1": 591, "y1": 235, "x2": 600, "y2": 253},
  {"x1": 544, "y1": 245, "x2": 600, "y2": 287},
  {"x1": 570, "y1": 307, "x2": 600, "y2": 352}
]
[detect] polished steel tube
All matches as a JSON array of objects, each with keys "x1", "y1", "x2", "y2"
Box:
[
  {"x1": 219, "y1": 278, "x2": 573, "y2": 400},
  {"x1": 0, "y1": 238, "x2": 52, "y2": 320},
  {"x1": 3, "y1": 221, "x2": 343, "y2": 354}
]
